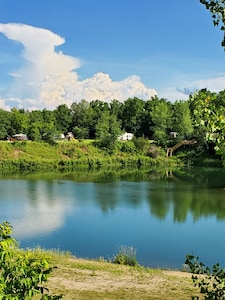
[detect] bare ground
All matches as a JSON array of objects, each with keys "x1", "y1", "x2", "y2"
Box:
[{"x1": 45, "y1": 257, "x2": 203, "y2": 300}]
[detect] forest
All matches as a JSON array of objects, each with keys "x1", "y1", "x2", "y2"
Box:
[{"x1": 0, "y1": 88, "x2": 225, "y2": 165}]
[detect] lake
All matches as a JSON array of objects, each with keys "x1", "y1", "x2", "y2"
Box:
[{"x1": 0, "y1": 166, "x2": 225, "y2": 269}]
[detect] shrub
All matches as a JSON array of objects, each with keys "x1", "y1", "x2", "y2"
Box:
[
  {"x1": 0, "y1": 221, "x2": 63, "y2": 299},
  {"x1": 147, "y1": 144, "x2": 162, "y2": 158},
  {"x1": 185, "y1": 254, "x2": 225, "y2": 300},
  {"x1": 132, "y1": 136, "x2": 149, "y2": 154},
  {"x1": 113, "y1": 246, "x2": 139, "y2": 267},
  {"x1": 120, "y1": 141, "x2": 136, "y2": 153}
]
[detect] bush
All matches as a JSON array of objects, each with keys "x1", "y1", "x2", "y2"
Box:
[
  {"x1": 113, "y1": 246, "x2": 139, "y2": 267},
  {"x1": 147, "y1": 144, "x2": 162, "y2": 158},
  {"x1": 185, "y1": 254, "x2": 225, "y2": 300},
  {"x1": 132, "y1": 136, "x2": 149, "y2": 154},
  {"x1": 0, "y1": 221, "x2": 63, "y2": 299},
  {"x1": 120, "y1": 141, "x2": 136, "y2": 153}
]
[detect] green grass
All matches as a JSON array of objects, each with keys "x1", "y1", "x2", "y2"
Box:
[{"x1": 0, "y1": 140, "x2": 179, "y2": 173}]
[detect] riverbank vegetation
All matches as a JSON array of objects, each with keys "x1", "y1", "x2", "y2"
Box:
[
  {"x1": 1, "y1": 88, "x2": 225, "y2": 170},
  {"x1": 0, "y1": 139, "x2": 179, "y2": 173}
]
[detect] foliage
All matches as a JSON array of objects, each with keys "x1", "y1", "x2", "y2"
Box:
[
  {"x1": 0, "y1": 94, "x2": 221, "y2": 162},
  {"x1": 0, "y1": 96, "x2": 198, "y2": 154},
  {"x1": 121, "y1": 97, "x2": 145, "y2": 135},
  {"x1": 132, "y1": 136, "x2": 150, "y2": 154},
  {"x1": 171, "y1": 100, "x2": 194, "y2": 139},
  {"x1": 0, "y1": 140, "x2": 173, "y2": 173},
  {"x1": 189, "y1": 89, "x2": 225, "y2": 164},
  {"x1": 120, "y1": 140, "x2": 137, "y2": 153},
  {"x1": 54, "y1": 104, "x2": 72, "y2": 134},
  {"x1": 148, "y1": 97, "x2": 173, "y2": 146},
  {"x1": 10, "y1": 108, "x2": 29, "y2": 136},
  {"x1": 113, "y1": 246, "x2": 139, "y2": 267},
  {"x1": 0, "y1": 221, "x2": 63, "y2": 299},
  {"x1": 185, "y1": 254, "x2": 225, "y2": 299},
  {"x1": 147, "y1": 144, "x2": 162, "y2": 158},
  {"x1": 0, "y1": 110, "x2": 11, "y2": 140},
  {"x1": 200, "y1": 0, "x2": 225, "y2": 48},
  {"x1": 95, "y1": 111, "x2": 121, "y2": 151},
  {"x1": 72, "y1": 126, "x2": 89, "y2": 140}
]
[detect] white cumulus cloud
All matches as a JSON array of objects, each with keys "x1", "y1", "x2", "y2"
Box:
[{"x1": 0, "y1": 23, "x2": 157, "y2": 110}]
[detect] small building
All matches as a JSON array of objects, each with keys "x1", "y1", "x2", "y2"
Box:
[
  {"x1": 118, "y1": 132, "x2": 134, "y2": 141},
  {"x1": 12, "y1": 133, "x2": 28, "y2": 141},
  {"x1": 66, "y1": 132, "x2": 74, "y2": 141},
  {"x1": 54, "y1": 133, "x2": 65, "y2": 140},
  {"x1": 169, "y1": 132, "x2": 178, "y2": 139}
]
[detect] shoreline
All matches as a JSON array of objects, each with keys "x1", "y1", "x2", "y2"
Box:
[
  {"x1": 46, "y1": 252, "x2": 200, "y2": 299},
  {"x1": 12, "y1": 247, "x2": 199, "y2": 299}
]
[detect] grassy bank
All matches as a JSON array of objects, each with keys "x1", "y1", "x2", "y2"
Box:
[
  {"x1": 26, "y1": 249, "x2": 201, "y2": 300},
  {"x1": 0, "y1": 140, "x2": 179, "y2": 172}
]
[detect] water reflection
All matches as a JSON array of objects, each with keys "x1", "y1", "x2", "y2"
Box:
[
  {"x1": 94, "y1": 182, "x2": 120, "y2": 212},
  {"x1": 1, "y1": 168, "x2": 225, "y2": 234},
  {"x1": 0, "y1": 179, "x2": 74, "y2": 239},
  {"x1": 147, "y1": 180, "x2": 225, "y2": 222},
  {"x1": 1, "y1": 167, "x2": 225, "y2": 269}
]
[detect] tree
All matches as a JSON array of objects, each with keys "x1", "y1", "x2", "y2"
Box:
[
  {"x1": 89, "y1": 100, "x2": 110, "y2": 138},
  {"x1": 0, "y1": 109, "x2": 11, "y2": 139},
  {"x1": 28, "y1": 122, "x2": 42, "y2": 141},
  {"x1": 171, "y1": 100, "x2": 194, "y2": 139},
  {"x1": 200, "y1": 0, "x2": 225, "y2": 48},
  {"x1": 42, "y1": 109, "x2": 55, "y2": 124},
  {"x1": 71, "y1": 100, "x2": 91, "y2": 139},
  {"x1": 141, "y1": 100, "x2": 155, "y2": 139},
  {"x1": 41, "y1": 109, "x2": 57, "y2": 142},
  {"x1": 148, "y1": 97, "x2": 172, "y2": 146},
  {"x1": 95, "y1": 111, "x2": 121, "y2": 151},
  {"x1": 27, "y1": 110, "x2": 44, "y2": 141},
  {"x1": 89, "y1": 100, "x2": 109, "y2": 115},
  {"x1": 109, "y1": 99, "x2": 124, "y2": 120},
  {"x1": 189, "y1": 88, "x2": 225, "y2": 162},
  {"x1": 71, "y1": 100, "x2": 89, "y2": 124},
  {"x1": 54, "y1": 104, "x2": 72, "y2": 134},
  {"x1": 121, "y1": 97, "x2": 145, "y2": 136},
  {"x1": 10, "y1": 108, "x2": 29, "y2": 135}
]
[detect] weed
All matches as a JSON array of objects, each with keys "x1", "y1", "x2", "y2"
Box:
[{"x1": 112, "y1": 245, "x2": 139, "y2": 267}]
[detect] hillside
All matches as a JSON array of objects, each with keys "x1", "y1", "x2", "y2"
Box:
[{"x1": 0, "y1": 140, "x2": 177, "y2": 172}]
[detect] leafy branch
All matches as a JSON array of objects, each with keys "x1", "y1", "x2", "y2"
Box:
[
  {"x1": 185, "y1": 254, "x2": 225, "y2": 299},
  {"x1": 200, "y1": 0, "x2": 225, "y2": 48},
  {"x1": 0, "y1": 221, "x2": 63, "y2": 299}
]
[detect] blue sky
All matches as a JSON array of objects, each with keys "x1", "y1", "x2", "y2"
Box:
[{"x1": 0, "y1": 0, "x2": 225, "y2": 110}]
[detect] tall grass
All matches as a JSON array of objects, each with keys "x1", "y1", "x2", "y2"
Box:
[{"x1": 112, "y1": 245, "x2": 139, "y2": 267}]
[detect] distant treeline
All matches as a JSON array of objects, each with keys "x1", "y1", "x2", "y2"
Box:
[
  {"x1": 1, "y1": 89, "x2": 225, "y2": 165},
  {"x1": 0, "y1": 96, "x2": 193, "y2": 145}
]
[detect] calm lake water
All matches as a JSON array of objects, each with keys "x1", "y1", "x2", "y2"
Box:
[{"x1": 0, "y1": 167, "x2": 225, "y2": 269}]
